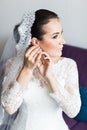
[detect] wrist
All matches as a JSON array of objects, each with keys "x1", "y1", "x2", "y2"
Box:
[
  {"x1": 17, "y1": 65, "x2": 33, "y2": 81},
  {"x1": 46, "y1": 72, "x2": 54, "y2": 80},
  {"x1": 17, "y1": 66, "x2": 33, "y2": 88},
  {"x1": 22, "y1": 65, "x2": 33, "y2": 74}
]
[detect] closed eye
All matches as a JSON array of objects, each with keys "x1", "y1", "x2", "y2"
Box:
[
  {"x1": 52, "y1": 30, "x2": 63, "y2": 39},
  {"x1": 52, "y1": 35, "x2": 59, "y2": 39}
]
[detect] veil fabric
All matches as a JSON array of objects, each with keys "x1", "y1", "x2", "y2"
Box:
[
  {"x1": 0, "y1": 34, "x2": 17, "y2": 62},
  {"x1": 0, "y1": 11, "x2": 35, "y2": 129},
  {"x1": 0, "y1": 33, "x2": 18, "y2": 129}
]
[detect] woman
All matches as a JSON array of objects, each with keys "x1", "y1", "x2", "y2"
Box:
[{"x1": 1, "y1": 9, "x2": 81, "y2": 130}]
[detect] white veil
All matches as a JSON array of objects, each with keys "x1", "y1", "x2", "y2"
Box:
[
  {"x1": 0, "y1": 25, "x2": 19, "y2": 129},
  {"x1": 0, "y1": 10, "x2": 35, "y2": 129},
  {"x1": 0, "y1": 33, "x2": 17, "y2": 129},
  {"x1": 0, "y1": 34, "x2": 17, "y2": 62}
]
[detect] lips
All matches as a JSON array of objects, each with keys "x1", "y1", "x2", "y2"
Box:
[{"x1": 58, "y1": 46, "x2": 63, "y2": 51}]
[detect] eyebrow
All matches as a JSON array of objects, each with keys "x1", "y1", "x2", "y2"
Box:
[{"x1": 52, "y1": 30, "x2": 63, "y2": 35}]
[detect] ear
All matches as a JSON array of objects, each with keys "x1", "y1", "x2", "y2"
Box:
[{"x1": 31, "y1": 37, "x2": 39, "y2": 46}]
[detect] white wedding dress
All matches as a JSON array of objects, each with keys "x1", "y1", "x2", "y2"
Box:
[{"x1": 1, "y1": 57, "x2": 81, "y2": 130}]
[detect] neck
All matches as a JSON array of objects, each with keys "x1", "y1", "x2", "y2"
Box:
[{"x1": 51, "y1": 56, "x2": 62, "y2": 64}]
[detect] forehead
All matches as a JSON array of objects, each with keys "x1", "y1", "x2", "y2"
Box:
[{"x1": 43, "y1": 18, "x2": 62, "y2": 34}]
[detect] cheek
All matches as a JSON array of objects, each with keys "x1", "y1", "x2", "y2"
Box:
[
  {"x1": 42, "y1": 44, "x2": 58, "y2": 57},
  {"x1": 46, "y1": 43, "x2": 58, "y2": 51},
  {"x1": 39, "y1": 39, "x2": 59, "y2": 54},
  {"x1": 40, "y1": 43, "x2": 55, "y2": 52}
]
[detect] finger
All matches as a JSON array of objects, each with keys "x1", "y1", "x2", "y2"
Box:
[
  {"x1": 25, "y1": 45, "x2": 40, "y2": 57},
  {"x1": 41, "y1": 52, "x2": 50, "y2": 59},
  {"x1": 28, "y1": 47, "x2": 41, "y2": 61},
  {"x1": 27, "y1": 50, "x2": 41, "y2": 66},
  {"x1": 35, "y1": 53, "x2": 42, "y2": 64},
  {"x1": 37, "y1": 61, "x2": 43, "y2": 69},
  {"x1": 41, "y1": 52, "x2": 51, "y2": 62},
  {"x1": 32, "y1": 52, "x2": 42, "y2": 65}
]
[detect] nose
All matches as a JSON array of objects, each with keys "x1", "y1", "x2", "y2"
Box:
[{"x1": 61, "y1": 35, "x2": 66, "y2": 45}]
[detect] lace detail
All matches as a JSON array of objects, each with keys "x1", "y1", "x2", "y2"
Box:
[
  {"x1": 1, "y1": 82, "x2": 23, "y2": 114},
  {"x1": 16, "y1": 11, "x2": 35, "y2": 52},
  {"x1": 1, "y1": 11, "x2": 36, "y2": 114},
  {"x1": 50, "y1": 58, "x2": 81, "y2": 118},
  {"x1": 2, "y1": 11, "x2": 35, "y2": 97},
  {"x1": 1, "y1": 57, "x2": 80, "y2": 130},
  {"x1": 50, "y1": 89, "x2": 81, "y2": 118}
]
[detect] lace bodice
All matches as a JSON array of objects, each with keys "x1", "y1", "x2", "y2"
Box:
[{"x1": 1, "y1": 57, "x2": 81, "y2": 130}]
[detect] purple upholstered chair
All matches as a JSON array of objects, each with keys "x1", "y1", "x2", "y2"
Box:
[{"x1": 62, "y1": 44, "x2": 87, "y2": 130}]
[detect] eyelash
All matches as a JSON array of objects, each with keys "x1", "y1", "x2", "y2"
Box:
[
  {"x1": 52, "y1": 31, "x2": 63, "y2": 39},
  {"x1": 53, "y1": 35, "x2": 58, "y2": 39}
]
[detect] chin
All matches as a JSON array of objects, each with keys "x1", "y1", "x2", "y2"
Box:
[
  {"x1": 57, "y1": 51, "x2": 62, "y2": 57},
  {"x1": 50, "y1": 51, "x2": 62, "y2": 58}
]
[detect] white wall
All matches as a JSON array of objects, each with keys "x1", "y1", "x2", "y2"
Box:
[{"x1": 0, "y1": 0, "x2": 87, "y2": 56}]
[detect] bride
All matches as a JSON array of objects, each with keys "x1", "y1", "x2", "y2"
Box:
[{"x1": 0, "y1": 9, "x2": 81, "y2": 130}]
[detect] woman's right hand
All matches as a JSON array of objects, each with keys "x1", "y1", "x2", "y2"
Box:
[{"x1": 24, "y1": 45, "x2": 42, "y2": 71}]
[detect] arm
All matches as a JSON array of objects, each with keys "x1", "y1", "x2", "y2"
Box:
[
  {"x1": 37, "y1": 51, "x2": 81, "y2": 118},
  {"x1": 1, "y1": 45, "x2": 41, "y2": 115},
  {"x1": 1, "y1": 60, "x2": 33, "y2": 115},
  {"x1": 48, "y1": 60, "x2": 81, "y2": 118},
  {"x1": 1, "y1": 59, "x2": 24, "y2": 115}
]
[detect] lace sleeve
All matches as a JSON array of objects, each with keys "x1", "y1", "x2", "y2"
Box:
[
  {"x1": 50, "y1": 60, "x2": 81, "y2": 118},
  {"x1": 1, "y1": 59, "x2": 23, "y2": 115}
]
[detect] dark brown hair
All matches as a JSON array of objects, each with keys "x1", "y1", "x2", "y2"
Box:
[{"x1": 31, "y1": 9, "x2": 59, "y2": 40}]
